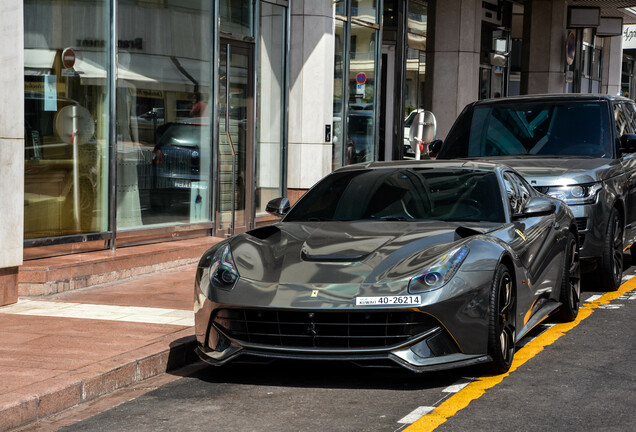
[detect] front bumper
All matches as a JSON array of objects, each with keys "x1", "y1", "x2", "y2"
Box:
[
  {"x1": 568, "y1": 202, "x2": 608, "y2": 263},
  {"x1": 194, "y1": 269, "x2": 495, "y2": 373}
]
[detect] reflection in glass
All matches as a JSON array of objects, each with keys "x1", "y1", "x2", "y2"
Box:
[
  {"x1": 408, "y1": 0, "x2": 427, "y2": 35},
  {"x1": 220, "y1": 0, "x2": 253, "y2": 37},
  {"x1": 333, "y1": 19, "x2": 345, "y2": 170},
  {"x1": 347, "y1": 24, "x2": 376, "y2": 164},
  {"x1": 116, "y1": 0, "x2": 212, "y2": 229},
  {"x1": 335, "y1": 0, "x2": 347, "y2": 17},
  {"x1": 218, "y1": 45, "x2": 250, "y2": 233},
  {"x1": 352, "y1": 0, "x2": 377, "y2": 24},
  {"x1": 24, "y1": 0, "x2": 110, "y2": 239},
  {"x1": 256, "y1": 3, "x2": 285, "y2": 215}
]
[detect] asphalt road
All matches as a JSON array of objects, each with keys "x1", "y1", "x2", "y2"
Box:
[{"x1": 33, "y1": 266, "x2": 636, "y2": 432}]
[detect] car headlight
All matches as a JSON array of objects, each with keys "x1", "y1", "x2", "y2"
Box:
[
  {"x1": 544, "y1": 183, "x2": 602, "y2": 205},
  {"x1": 408, "y1": 246, "x2": 469, "y2": 293},
  {"x1": 209, "y1": 244, "x2": 239, "y2": 290}
]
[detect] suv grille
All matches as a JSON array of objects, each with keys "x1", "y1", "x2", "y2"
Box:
[
  {"x1": 575, "y1": 217, "x2": 588, "y2": 231},
  {"x1": 213, "y1": 309, "x2": 439, "y2": 350}
]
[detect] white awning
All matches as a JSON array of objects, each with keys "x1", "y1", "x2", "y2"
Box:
[
  {"x1": 74, "y1": 51, "x2": 209, "y2": 92},
  {"x1": 24, "y1": 49, "x2": 56, "y2": 76}
]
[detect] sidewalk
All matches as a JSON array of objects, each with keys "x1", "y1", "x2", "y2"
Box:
[{"x1": 0, "y1": 263, "x2": 202, "y2": 431}]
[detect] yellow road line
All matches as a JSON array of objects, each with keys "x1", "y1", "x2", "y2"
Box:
[{"x1": 405, "y1": 277, "x2": 636, "y2": 432}]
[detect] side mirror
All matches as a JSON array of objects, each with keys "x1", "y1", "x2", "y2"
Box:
[
  {"x1": 266, "y1": 197, "x2": 290, "y2": 217},
  {"x1": 428, "y1": 139, "x2": 443, "y2": 157},
  {"x1": 409, "y1": 111, "x2": 437, "y2": 160},
  {"x1": 513, "y1": 196, "x2": 556, "y2": 219},
  {"x1": 619, "y1": 133, "x2": 636, "y2": 154}
]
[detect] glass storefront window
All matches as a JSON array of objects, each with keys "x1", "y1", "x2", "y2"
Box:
[
  {"x1": 405, "y1": 1, "x2": 427, "y2": 122},
  {"x1": 333, "y1": 19, "x2": 345, "y2": 170},
  {"x1": 221, "y1": 0, "x2": 254, "y2": 37},
  {"x1": 347, "y1": 24, "x2": 376, "y2": 164},
  {"x1": 24, "y1": 0, "x2": 110, "y2": 239},
  {"x1": 116, "y1": 0, "x2": 213, "y2": 229},
  {"x1": 352, "y1": 0, "x2": 377, "y2": 24},
  {"x1": 256, "y1": 2, "x2": 286, "y2": 215}
]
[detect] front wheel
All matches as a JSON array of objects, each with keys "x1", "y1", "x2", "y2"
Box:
[
  {"x1": 487, "y1": 263, "x2": 516, "y2": 374},
  {"x1": 555, "y1": 232, "x2": 580, "y2": 322},
  {"x1": 598, "y1": 208, "x2": 623, "y2": 291}
]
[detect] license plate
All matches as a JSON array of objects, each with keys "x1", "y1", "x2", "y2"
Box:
[{"x1": 355, "y1": 295, "x2": 422, "y2": 306}]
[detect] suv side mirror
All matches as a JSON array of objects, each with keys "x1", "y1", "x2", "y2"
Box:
[
  {"x1": 512, "y1": 196, "x2": 556, "y2": 219},
  {"x1": 428, "y1": 139, "x2": 443, "y2": 157},
  {"x1": 619, "y1": 133, "x2": 636, "y2": 154},
  {"x1": 266, "y1": 197, "x2": 290, "y2": 217}
]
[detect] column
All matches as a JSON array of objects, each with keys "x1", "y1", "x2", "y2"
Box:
[
  {"x1": 520, "y1": 0, "x2": 568, "y2": 94},
  {"x1": 287, "y1": 0, "x2": 334, "y2": 203},
  {"x1": 0, "y1": 0, "x2": 24, "y2": 305},
  {"x1": 423, "y1": 0, "x2": 481, "y2": 140},
  {"x1": 601, "y1": 35, "x2": 622, "y2": 96}
]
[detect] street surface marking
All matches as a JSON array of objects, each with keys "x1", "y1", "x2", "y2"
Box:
[
  {"x1": 0, "y1": 299, "x2": 193, "y2": 326},
  {"x1": 585, "y1": 295, "x2": 602, "y2": 302},
  {"x1": 442, "y1": 379, "x2": 472, "y2": 393},
  {"x1": 404, "y1": 277, "x2": 636, "y2": 432},
  {"x1": 398, "y1": 407, "x2": 435, "y2": 424}
]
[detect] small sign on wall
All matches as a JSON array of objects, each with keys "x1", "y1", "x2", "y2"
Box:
[
  {"x1": 44, "y1": 75, "x2": 57, "y2": 111},
  {"x1": 624, "y1": 25, "x2": 636, "y2": 49}
]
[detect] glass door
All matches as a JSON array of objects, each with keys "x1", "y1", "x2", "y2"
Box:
[{"x1": 218, "y1": 40, "x2": 254, "y2": 236}]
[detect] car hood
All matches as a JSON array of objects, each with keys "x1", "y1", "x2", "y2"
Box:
[
  {"x1": 227, "y1": 221, "x2": 500, "y2": 287},
  {"x1": 475, "y1": 156, "x2": 622, "y2": 185}
]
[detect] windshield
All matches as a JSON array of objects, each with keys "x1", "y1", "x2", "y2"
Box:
[
  {"x1": 440, "y1": 101, "x2": 613, "y2": 159},
  {"x1": 284, "y1": 168, "x2": 505, "y2": 223}
]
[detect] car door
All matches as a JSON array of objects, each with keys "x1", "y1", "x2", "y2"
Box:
[
  {"x1": 504, "y1": 172, "x2": 560, "y2": 297},
  {"x1": 616, "y1": 101, "x2": 636, "y2": 246}
]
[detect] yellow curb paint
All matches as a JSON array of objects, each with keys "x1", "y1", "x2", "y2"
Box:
[{"x1": 404, "y1": 277, "x2": 636, "y2": 432}]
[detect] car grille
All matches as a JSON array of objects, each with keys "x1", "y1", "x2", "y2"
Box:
[
  {"x1": 213, "y1": 309, "x2": 440, "y2": 350},
  {"x1": 575, "y1": 217, "x2": 588, "y2": 231}
]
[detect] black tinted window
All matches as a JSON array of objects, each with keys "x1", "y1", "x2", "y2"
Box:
[
  {"x1": 439, "y1": 101, "x2": 613, "y2": 159},
  {"x1": 284, "y1": 168, "x2": 506, "y2": 223}
]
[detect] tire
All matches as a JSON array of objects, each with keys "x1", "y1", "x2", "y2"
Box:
[
  {"x1": 487, "y1": 263, "x2": 516, "y2": 374},
  {"x1": 598, "y1": 208, "x2": 623, "y2": 291},
  {"x1": 555, "y1": 232, "x2": 580, "y2": 322}
]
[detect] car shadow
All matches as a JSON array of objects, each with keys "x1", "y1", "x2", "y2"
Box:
[{"x1": 190, "y1": 359, "x2": 483, "y2": 392}]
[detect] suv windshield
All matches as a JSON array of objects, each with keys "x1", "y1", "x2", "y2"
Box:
[
  {"x1": 440, "y1": 101, "x2": 613, "y2": 159},
  {"x1": 284, "y1": 168, "x2": 506, "y2": 223}
]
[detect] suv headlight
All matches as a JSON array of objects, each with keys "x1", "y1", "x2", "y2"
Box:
[
  {"x1": 209, "y1": 244, "x2": 239, "y2": 290},
  {"x1": 544, "y1": 183, "x2": 602, "y2": 205},
  {"x1": 408, "y1": 246, "x2": 469, "y2": 293}
]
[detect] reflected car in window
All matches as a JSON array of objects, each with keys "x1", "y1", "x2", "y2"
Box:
[
  {"x1": 150, "y1": 120, "x2": 208, "y2": 211},
  {"x1": 436, "y1": 94, "x2": 636, "y2": 291},
  {"x1": 194, "y1": 161, "x2": 579, "y2": 374}
]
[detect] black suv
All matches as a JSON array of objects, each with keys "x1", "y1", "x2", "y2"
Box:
[{"x1": 435, "y1": 94, "x2": 636, "y2": 291}]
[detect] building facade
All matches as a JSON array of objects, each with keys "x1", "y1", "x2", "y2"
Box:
[{"x1": 0, "y1": 0, "x2": 630, "y2": 305}]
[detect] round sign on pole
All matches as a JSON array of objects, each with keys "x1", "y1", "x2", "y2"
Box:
[
  {"x1": 356, "y1": 72, "x2": 367, "y2": 84},
  {"x1": 62, "y1": 48, "x2": 76, "y2": 69}
]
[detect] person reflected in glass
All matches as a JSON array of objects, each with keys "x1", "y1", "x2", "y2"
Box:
[{"x1": 190, "y1": 93, "x2": 209, "y2": 118}]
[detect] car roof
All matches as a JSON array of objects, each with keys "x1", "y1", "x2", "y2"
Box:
[
  {"x1": 470, "y1": 93, "x2": 631, "y2": 107},
  {"x1": 334, "y1": 159, "x2": 510, "y2": 174}
]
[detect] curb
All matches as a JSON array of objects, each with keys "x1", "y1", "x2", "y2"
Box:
[{"x1": 0, "y1": 329, "x2": 198, "y2": 432}]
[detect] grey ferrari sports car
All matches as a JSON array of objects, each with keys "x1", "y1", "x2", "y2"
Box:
[{"x1": 194, "y1": 160, "x2": 580, "y2": 373}]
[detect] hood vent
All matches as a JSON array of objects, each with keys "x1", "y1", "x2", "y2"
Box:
[{"x1": 246, "y1": 225, "x2": 280, "y2": 240}]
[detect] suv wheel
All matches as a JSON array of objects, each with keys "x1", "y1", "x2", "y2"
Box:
[{"x1": 598, "y1": 207, "x2": 623, "y2": 291}]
